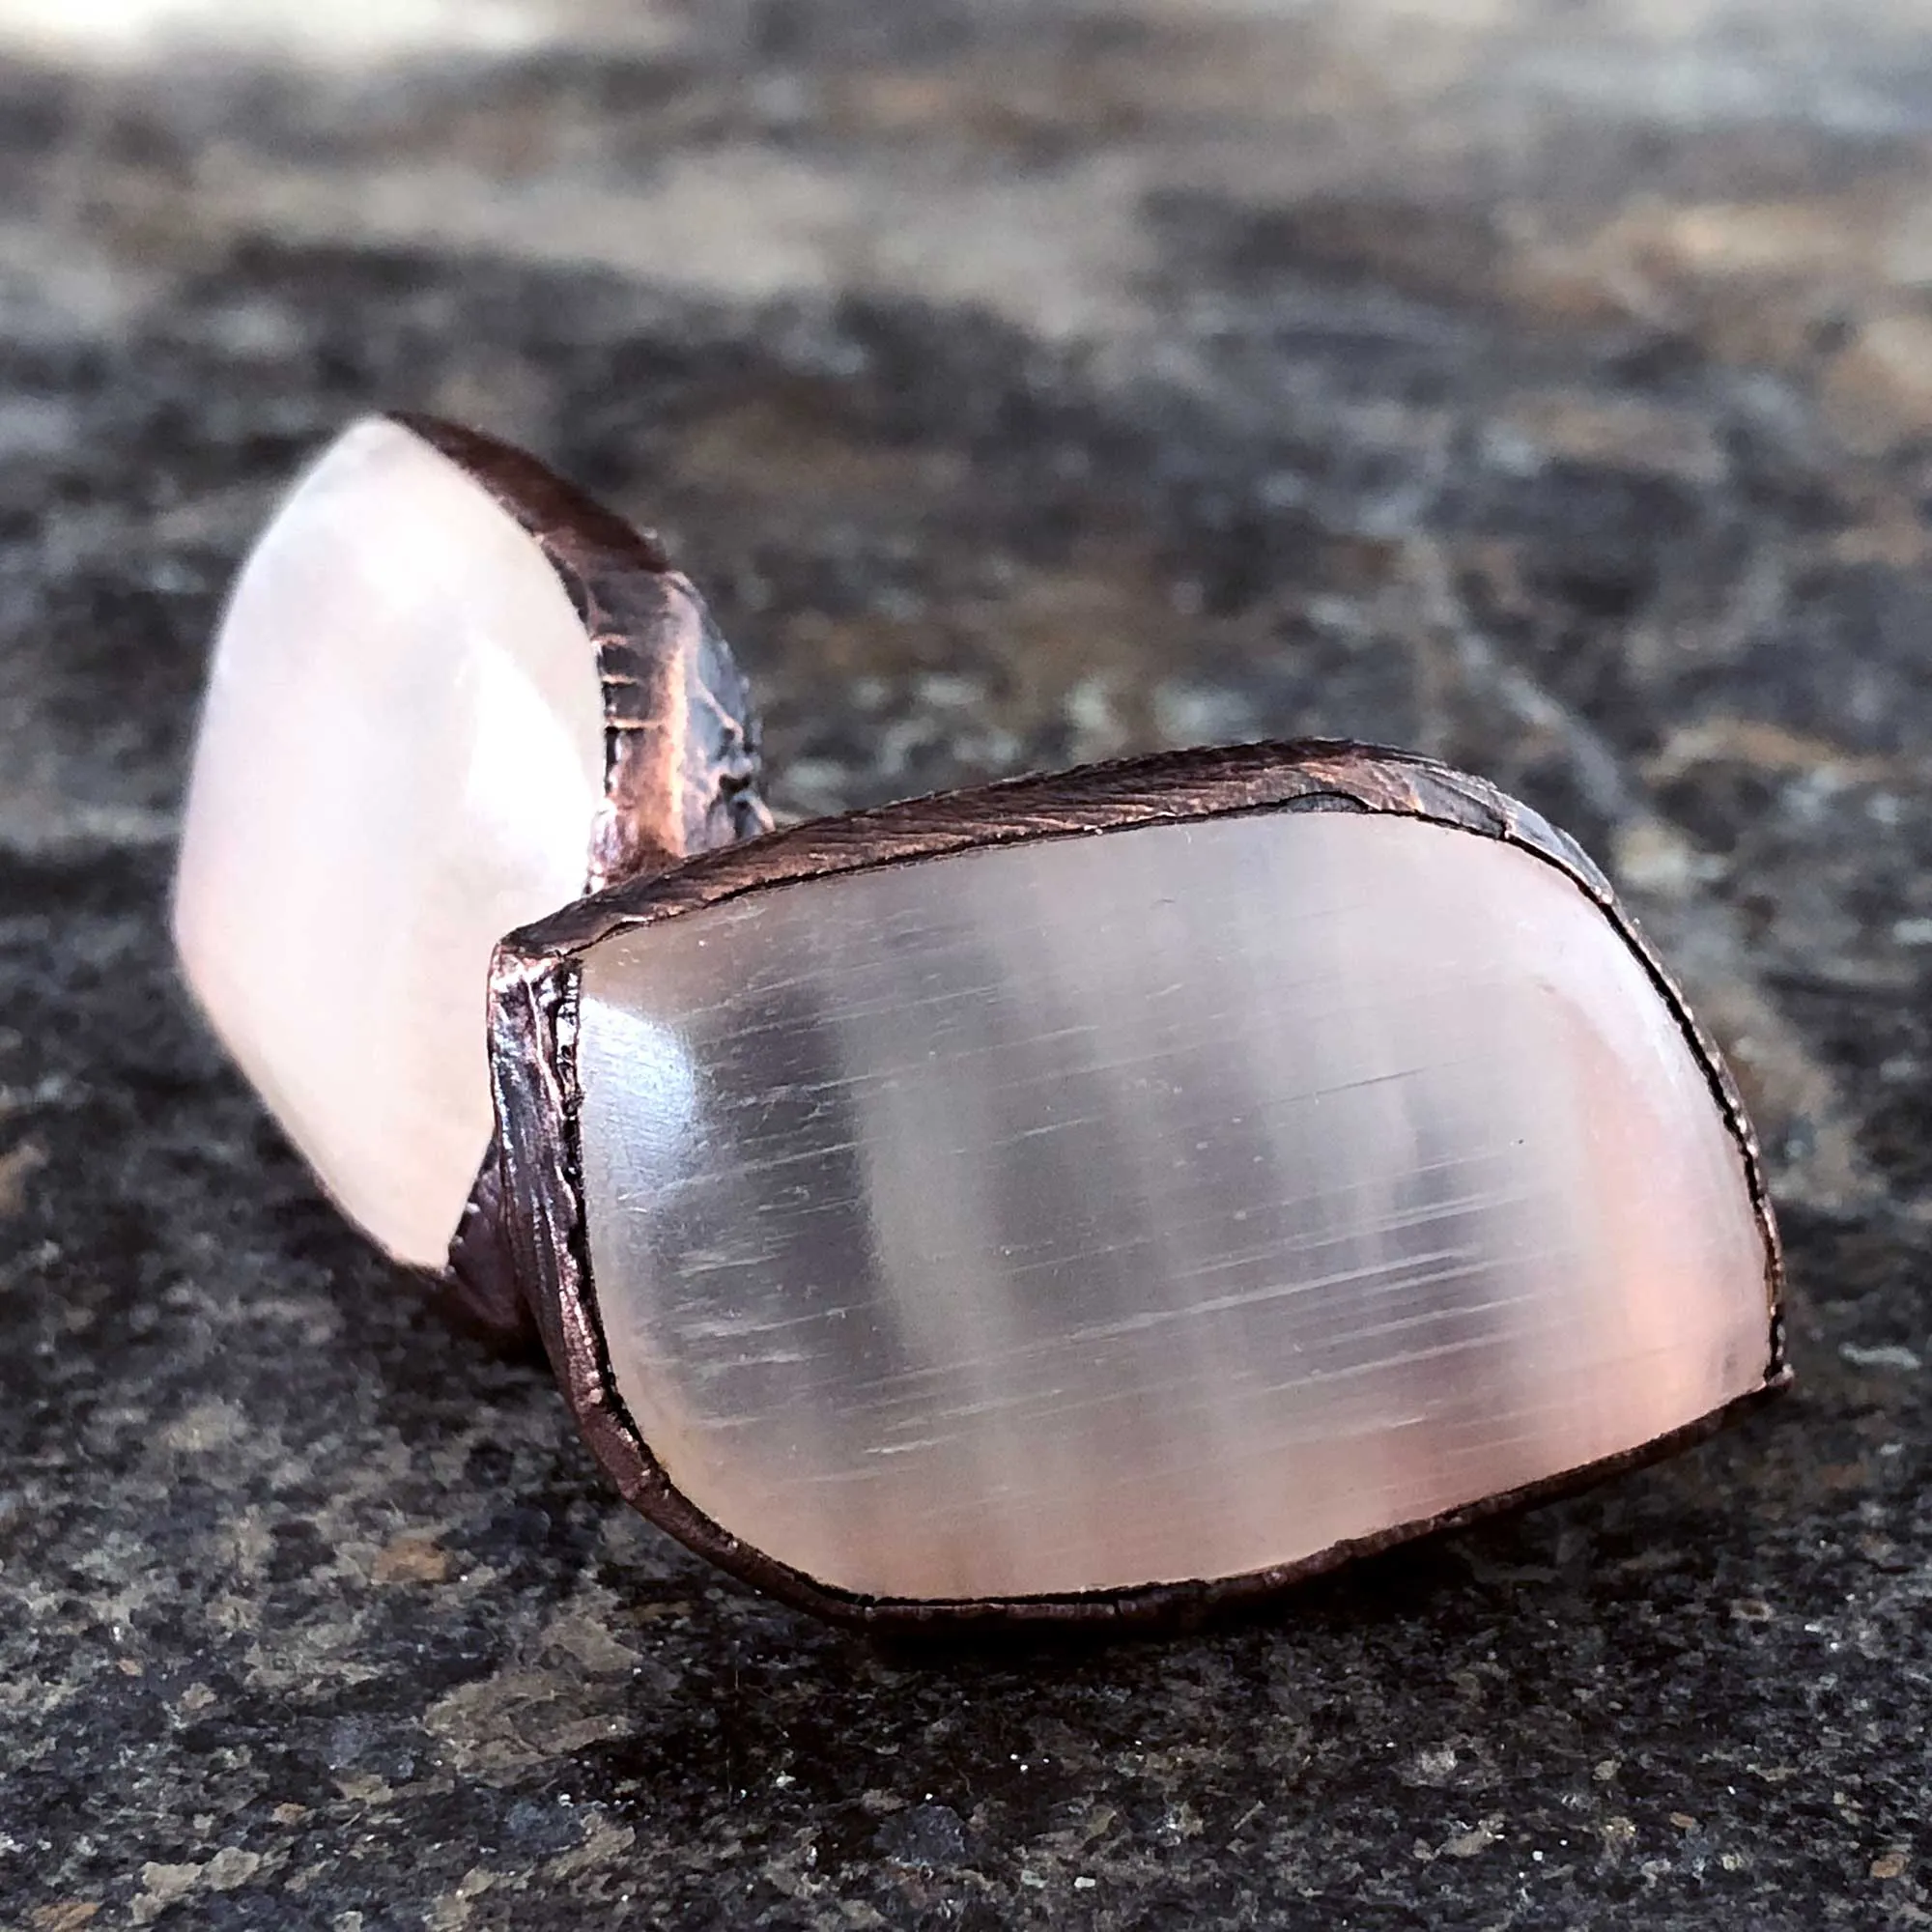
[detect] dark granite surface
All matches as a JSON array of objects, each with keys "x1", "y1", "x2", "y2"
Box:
[{"x1": 3, "y1": 3, "x2": 1932, "y2": 1925}]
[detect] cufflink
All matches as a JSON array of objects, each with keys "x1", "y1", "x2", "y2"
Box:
[{"x1": 175, "y1": 418, "x2": 1787, "y2": 1632}]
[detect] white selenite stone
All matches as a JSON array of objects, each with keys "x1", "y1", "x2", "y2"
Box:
[
  {"x1": 174, "y1": 416, "x2": 605, "y2": 1267},
  {"x1": 576, "y1": 810, "x2": 1773, "y2": 1603}
]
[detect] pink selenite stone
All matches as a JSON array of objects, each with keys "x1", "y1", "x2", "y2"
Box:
[
  {"x1": 174, "y1": 416, "x2": 605, "y2": 1267},
  {"x1": 576, "y1": 811, "x2": 1775, "y2": 1603}
]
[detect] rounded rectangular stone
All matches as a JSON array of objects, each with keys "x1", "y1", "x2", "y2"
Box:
[
  {"x1": 574, "y1": 810, "x2": 1774, "y2": 1603},
  {"x1": 173, "y1": 417, "x2": 607, "y2": 1267}
]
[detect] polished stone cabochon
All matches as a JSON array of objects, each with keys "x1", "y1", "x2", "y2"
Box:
[
  {"x1": 174, "y1": 417, "x2": 606, "y2": 1267},
  {"x1": 577, "y1": 810, "x2": 1773, "y2": 1603}
]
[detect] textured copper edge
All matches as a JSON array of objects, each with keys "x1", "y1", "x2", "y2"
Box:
[
  {"x1": 388, "y1": 412, "x2": 773, "y2": 889},
  {"x1": 384, "y1": 413, "x2": 773, "y2": 1346},
  {"x1": 487, "y1": 738, "x2": 1790, "y2": 1633}
]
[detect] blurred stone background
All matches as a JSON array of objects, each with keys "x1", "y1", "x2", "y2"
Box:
[{"x1": 2, "y1": 1, "x2": 1930, "y2": 1925}]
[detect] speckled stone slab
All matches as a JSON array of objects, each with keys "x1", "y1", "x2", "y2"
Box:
[{"x1": 4, "y1": 2, "x2": 1932, "y2": 1927}]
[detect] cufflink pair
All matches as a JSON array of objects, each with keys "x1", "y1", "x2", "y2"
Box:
[{"x1": 174, "y1": 416, "x2": 1785, "y2": 1632}]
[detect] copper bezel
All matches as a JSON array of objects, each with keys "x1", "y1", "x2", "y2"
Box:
[{"x1": 485, "y1": 739, "x2": 1789, "y2": 1633}]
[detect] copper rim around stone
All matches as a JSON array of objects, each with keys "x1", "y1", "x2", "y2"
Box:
[
  {"x1": 486, "y1": 741, "x2": 1789, "y2": 1633},
  {"x1": 385, "y1": 415, "x2": 774, "y2": 1341}
]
